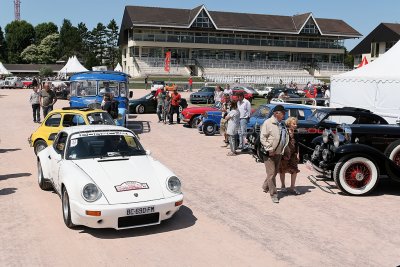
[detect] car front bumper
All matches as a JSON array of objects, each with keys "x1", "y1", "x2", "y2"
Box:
[{"x1": 70, "y1": 194, "x2": 183, "y2": 230}]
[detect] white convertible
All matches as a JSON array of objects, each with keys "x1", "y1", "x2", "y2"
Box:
[{"x1": 37, "y1": 125, "x2": 183, "y2": 230}]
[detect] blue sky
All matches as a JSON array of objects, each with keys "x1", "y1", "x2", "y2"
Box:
[{"x1": 1, "y1": 0, "x2": 400, "y2": 50}]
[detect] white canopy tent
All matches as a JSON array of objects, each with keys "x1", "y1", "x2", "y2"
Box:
[
  {"x1": 114, "y1": 63, "x2": 123, "y2": 72},
  {"x1": 0, "y1": 62, "x2": 11, "y2": 75},
  {"x1": 331, "y1": 40, "x2": 400, "y2": 124},
  {"x1": 58, "y1": 56, "x2": 88, "y2": 75}
]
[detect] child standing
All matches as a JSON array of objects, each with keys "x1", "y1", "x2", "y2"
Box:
[
  {"x1": 30, "y1": 87, "x2": 41, "y2": 123},
  {"x1": 163, "y1": 93, "x2": 171, "y2": 124}
]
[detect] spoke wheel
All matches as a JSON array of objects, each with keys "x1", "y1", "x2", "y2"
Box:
[
  {"x1": 136, "y1": 105, "x2": 145, "y2": 114},
  {"x1": 334, "y1": 155, "x2": 378, "y2": 196}
]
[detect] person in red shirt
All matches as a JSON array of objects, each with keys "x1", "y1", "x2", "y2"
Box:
[
  {"x1": 188, "y1": 76, "x2": 193, "y2": 92},
  {"x1": 169, "y1": 89, "x2": 182, "y2": 124}
]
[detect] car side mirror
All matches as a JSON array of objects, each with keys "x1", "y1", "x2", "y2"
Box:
[
  {"x1": 48, "y1": 133, "x2": 57, "y2": 141},
  {"x1": 146, "y1": 150, "x2": 151, "y2": 156},
  {"x1": 129, "y1": 91, "x2": 133, "y2": 98}
]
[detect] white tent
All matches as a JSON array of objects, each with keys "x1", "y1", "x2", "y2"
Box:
[
  {"x1": 59, "y1": 56, "x2": 88, "y2": 75},
  {"x1": 0, "y1": 62, "x2": 11, "y2": 75},
  {"x1": 114, "y1": 63, "x2": 123, "y2": 72},
  {"x1": 331, "y1": 40, "x2": 400, "y2": 124}
]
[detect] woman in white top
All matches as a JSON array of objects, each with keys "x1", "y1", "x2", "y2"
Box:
[
  {"x1": 214, "y1": 86, "x2": 224, "y2": 108},
  {"x1": 225, "y1": 101, "x2": 240, "y2": 156}
]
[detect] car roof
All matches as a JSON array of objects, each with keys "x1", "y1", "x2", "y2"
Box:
[
  {"x1": 48, "y1": 108, "x2": 106, "y2": 115},
  {"x1": 61, "y1": 125, "x2": 130, "y2": 135}
]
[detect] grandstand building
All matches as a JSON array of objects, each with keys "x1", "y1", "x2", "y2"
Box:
[{"x1": 119, "y1": 5, "x2": 361, "y2": 84}]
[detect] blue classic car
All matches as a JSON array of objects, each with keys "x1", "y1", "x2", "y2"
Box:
[
  {"x1": 247, "y1": 103, "x2": 316, "y2": 159},
  {"x1": 198, "y1": 110, "x2": 223, "y2": 136},
  {"x1": 190, "y1": 86, "x2": 215, "y2": 104},
  {"x1": 69, "y1": 71, "x2": 131, "y2": 126}
]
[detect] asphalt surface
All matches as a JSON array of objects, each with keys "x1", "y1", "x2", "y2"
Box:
[{"x1": 1, "y1": 89, "x2": 400, "y2": 266}]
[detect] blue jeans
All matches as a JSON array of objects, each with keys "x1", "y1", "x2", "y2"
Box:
[{"x1": 238, "y1": 118, "x2": 248, "y2": 148}]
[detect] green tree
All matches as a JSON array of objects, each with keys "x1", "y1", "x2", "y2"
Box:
[
  {"x1": 0, "y1": 26, "x2": 7, "y2": 62},
  {"x1": 21, "y1": 33, "x2": 59, "y2": 64},
  {"x1": 59, "y1": 19, "x2": 82, "y2": 60},
  {"x1": 39, "y1": 66, "x2": 53, "y2": 76},
  {"x1": 106, "y1": 19, "x2": 119, "y2": 68},
  {"x1": 344, "y1": 48, "x2": 354, "y2": 69},
  {"x1": 90, "y1": 23, "x2": 107, "y2": 63},
  {"x1": 21, "y1": 44, "x2": 39, "y2": 63},
  {"x1": 35, "y1": 22, "x2": 58, "y2": 44},
  {"x1": 5, "y1": 20, "x2": 35, "y2": 63}
]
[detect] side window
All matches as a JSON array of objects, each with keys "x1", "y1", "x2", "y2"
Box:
[
  {"x1": 325, "y1": 115, "x2": 356, "y2": 124},
  {"x1": 62, "y1": 114, "x2": 85, "y2": 127},
  {"x1": 289, "y1": 109, "x2": 306, "y2": 120},
  {"x1": 54, "y1": 132, "x2": 68, "y2": 154},
  {"x1": 45, "y1": 113, "x2": 62, "y2": 127}
]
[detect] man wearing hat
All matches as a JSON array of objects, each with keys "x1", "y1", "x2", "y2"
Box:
[{"x1": 260, "y1": 104, "x2": 289, "y2": 203}]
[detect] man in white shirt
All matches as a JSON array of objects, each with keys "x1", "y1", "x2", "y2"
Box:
[
  {"x1": 237, "y1": 92, "x2": 251, "y2": 150},
  {"x1": 324, "y1": 87, "x2": 330, "y2": 106},
  {"x1": 223, "y1": 84, "x2": 232, "y2": 96}
]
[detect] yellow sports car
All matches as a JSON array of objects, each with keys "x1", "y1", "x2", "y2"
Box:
[{"x1": 29, "y1": 108, "x2": 115, "y2": 154}]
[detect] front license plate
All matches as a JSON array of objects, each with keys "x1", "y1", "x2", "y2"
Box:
[{"x1": 126, "y1": 206, "x2": 155, "y2": 216}]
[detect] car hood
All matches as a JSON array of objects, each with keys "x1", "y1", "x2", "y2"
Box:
[
  {"x1": 72, "y1": 156, "x2": 170, "y2": 204},
  {"x1": 182, "y1": 106, "x2": 217, "y2": 114}
]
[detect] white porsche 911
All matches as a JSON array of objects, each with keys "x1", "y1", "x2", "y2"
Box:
[{"x1": 37, "y1": 125, "x2": 183, "y2": 230}]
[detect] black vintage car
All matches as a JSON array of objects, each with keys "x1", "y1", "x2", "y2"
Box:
[
  {"x1": 129, "y1": 91, "x2": 188, "y2": 114},
  {"x1": 248, "y1": 107, "x2": 389, "y2": 162},
  {"x1": 309, "y1": 124, "x2": 400, "y2": 196}
]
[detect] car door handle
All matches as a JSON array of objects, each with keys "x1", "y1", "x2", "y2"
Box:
[{"x1": 48, "y1": 155, "x2": 51, "y2": 159}]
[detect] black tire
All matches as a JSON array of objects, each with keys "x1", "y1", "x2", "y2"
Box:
[
  {"x1": 190, "y1": 115, "x2": 200, "y2": 128},
  {"x1": 37, "y1": 159, "x2": 52, "y2": 190},
  {"x1": 136, "y1": 104, "x2": 145, "y2": 114},
  {"x1": 203, "y1": 121, "x2": 216, "y2": 136},
  {"x1": 62, "y1": 187, "x2": 75, "y2": 228},
  {"x1": 208, "y1": 97, "x2": 215, "y2": 104},
  {"x1": 333, "y1": 155, "x2": 379, "y2": 196},
  {"x1": 34, "y1": 139, "x2": 48, "y2": 155}
]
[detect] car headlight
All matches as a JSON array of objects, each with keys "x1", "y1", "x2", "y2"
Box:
[
  {"x1": 322, "y1": 129, "x2": 330, "y2": 143},
  {"x1": 82, "y1": 183, "x2": 102, "y2": 202},
  {"x1": 333, "y1": 133, "x2": 340, "y2": 148},
  {"x1": 167, "y1": 176, "x2": 181, "y2": 194}
]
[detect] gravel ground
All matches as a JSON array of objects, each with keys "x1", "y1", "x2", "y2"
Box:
[{"x1": 1, "y1": 89, "x2": 400, "y2": 267}]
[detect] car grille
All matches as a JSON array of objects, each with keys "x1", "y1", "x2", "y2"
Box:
[{"x1": 118, "y1": 213, "x2": 160, "y2": 228}]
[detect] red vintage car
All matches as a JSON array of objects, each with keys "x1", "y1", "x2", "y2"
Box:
[{"x1": 181, "y1": 104, "x2": 220, "y2": 128}]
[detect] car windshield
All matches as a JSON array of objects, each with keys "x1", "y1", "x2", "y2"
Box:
[
  {"x1": 199, "y1": 87, "x2": 214, "y2": 92},
  {"x1": 67, "y1": 132, "x2": 145, "y2": 160},
  {"x1": 153, "y1": 81, "x2": 164, "y2": 85},
  {"x1": 87, "y1": 112, "x2": 115, "y2": 125},
  {"x1": 308, "y1": 110, "x2": 328, "y2": 122}
]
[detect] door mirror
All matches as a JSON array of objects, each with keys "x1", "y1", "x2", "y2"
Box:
[
  {"x1": 48, "y1": 133, "x2": 57, "y2": 141},
  {"x1": 129, "y1": 91, "x2": 133, "y2": 98}
]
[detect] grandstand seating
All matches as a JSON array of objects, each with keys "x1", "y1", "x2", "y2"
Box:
[
  {"x1": 135, "y1": 57, "x2": 190, "y2": 76},
  {"x1": 316, "y1": 63, "x2": 352, "y2": 78}
]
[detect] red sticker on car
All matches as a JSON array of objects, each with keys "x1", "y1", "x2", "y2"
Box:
[{"x1": 115, "y1": 181, "x2": 149, "y2": 192}]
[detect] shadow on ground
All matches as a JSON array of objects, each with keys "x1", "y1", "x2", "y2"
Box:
[
  {"x1": 0, "y1": 188, "x2": 17, "y2": 196},
  {"x1": 126, "y1": 120, "x2": 151, "y2": 134},
  {"x1": 77, "y1": 205, "x2": 197, "y2": 239},
  {"x1": 0, "y1": 148, "x2": 21, "y2": 153},
  {"x1": 279, "y1": 185, "x2": 316, "y2": 200},
  {"x1": 0, "y1": 173, "x2": 31, "y2": 181}
]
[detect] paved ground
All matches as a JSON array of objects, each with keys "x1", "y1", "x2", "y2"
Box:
[{"x1": 1, "y1": 89, "x2": 400, "y2": 266}]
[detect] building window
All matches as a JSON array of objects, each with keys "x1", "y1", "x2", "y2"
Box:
[
  {"x1": 192, "y1": 10, "x2": 214, "y2": 29},
  {"x1": 371, "y1": 42, "x2": 379, "y2": 57},
  {"x1": 300, "y1": 18, "x2": 319, "y2": 35}
]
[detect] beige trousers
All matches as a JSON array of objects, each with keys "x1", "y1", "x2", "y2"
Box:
[{"x1": 262, "y1": 155, "x2": 282, "y2": 196}]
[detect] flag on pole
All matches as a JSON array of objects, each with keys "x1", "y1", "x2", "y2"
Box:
[
  {"x1": 164, "y1": 51, "x2": 171, "y2": 72},
  {"x1": 357, "y1": 56, "x2": 369, "y2": 68}
]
